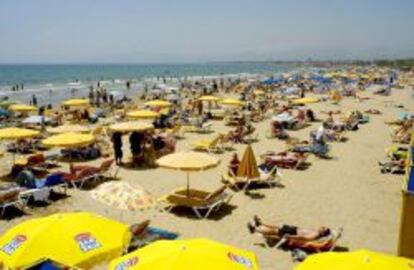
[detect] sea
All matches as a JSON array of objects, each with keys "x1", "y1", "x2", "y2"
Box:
[{"x1": 0, "y1": 62, "x2": 295, "y2": 106}]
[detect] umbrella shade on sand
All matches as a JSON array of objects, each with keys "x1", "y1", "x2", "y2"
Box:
[
  {"x1": 109, "y1": 122, "x2": 154, "y2": 133},
  {"x1": 237, "y1": 144, "x2": 260, "y2": 179},
  {"x1": 0, "y1": 212, "x2": 131, "y2": 269},
  {"x1": 156, "y1": 152, "x2": 220, "y2": 193},
  {"x1": 9, "y1": 104, "x2": 37, "y2": 113},
  {"x1": 0, "y1": 127, "x2": 39, "y2": 140},
  {"x1": 295, "y1": 250, "x2": 414, "y2": 270},
  {"x1": 219, "y1": 98, "x2": 245, "y2": 107},
  {"x1": 42, "y1": 132, "x2": 95, "y2": 148},
  {"x1": 109, "y1": 238, "x2": 260, "y2": 270},
  {"x1": 126, "y1": 110, "x2": 159, "y2": 120},
  {"x1": 144, "y1": 100, "x2": 172, "y2": 108},
  {"x1": 47, "y1": 124, "x2": 91, "y2": 134},
  {"x1": 90, "y1": 182, "x2": 155, "y2": 211},
  {"x1": 62, "y1": 98, "x2": 90, "y2": 107}
]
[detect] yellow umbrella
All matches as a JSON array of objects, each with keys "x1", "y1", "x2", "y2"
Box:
[
  {"x1": 237, "y1": 145, "x2": 260, "y2": 179},
  {"x1": 126, "y1": 110, "x2": 159, "y2": 120},
  {"x1": 144, "y1": 100, "x2": 172, "y2": 108},
  {"x1": 62, "y1": 98, "x2": 89, "y2": 107},
  {"x1": 0, "y1": 212, "x2": 131, "y2": 269},
  {"x1": 253, "y1": 90, "x2": 265, "y2": 96},
  {"x1": 198, "y1": 95, "x2": 221, "y2": 102},
  {"x1": 291, "y1": 97, "x2": 319, "y2": 105},
  {"x1": 42, "y1": 132, "x2": 95, "y2": 148},
  {"x1": 0, "y1": 127, "x2": 39, "y2": 140},
  {"x1": 9, "y1": 104, "x2": 37, "y2": 113},
  {"x1": 219, "y1": 98, "x2": 245, "y2": 107},
  {"x1": 47, "y1": 124, "x2": 91, "y2": 134},
  {"x1": 109, "y1": 238, "x2": 260, "y2": 270},
  {"x1": 157, "y1": 152, "x2": 220, "y2": 193},
  {"x1": 90, "y1": 182, "x2": 155, "y2": 211},
  {"x1": 109, "y1": 122, "x2": 154, "y2": 133},
  {"x1": 295, "y1": 250, "x2": 414, "y2": 270}
]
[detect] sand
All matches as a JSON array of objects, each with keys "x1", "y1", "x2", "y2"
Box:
[{"x1": 1, "y1": 87, "x2": 413, "y2": 270}]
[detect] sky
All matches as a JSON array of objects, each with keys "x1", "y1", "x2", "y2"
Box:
[{"x1": 0, "y1": 0, "x2": 413, "y2": 63}]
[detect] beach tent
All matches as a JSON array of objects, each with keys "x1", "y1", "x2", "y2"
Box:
[
  {"x1": 109, "y1": 238, "x2": 260, "y2": 270},
  {"x1": 398, "y1": 132, "x2": 414, "y2": 259}
]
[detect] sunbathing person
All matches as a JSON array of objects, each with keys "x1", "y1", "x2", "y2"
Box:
[{"x1": 247, "y1": 216, "x2": 331, "y2": 241}]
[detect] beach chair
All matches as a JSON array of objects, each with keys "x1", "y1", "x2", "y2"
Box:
[
  {"x1": 165, "y1": 124, "x2": 183, "y2": 139},
  {"x1": 185, "y1": 122, "x2": 213, "y2": 134},
  {"x1": 0, "y1": 185, "x2": 25, "y2": 217},
  {"x1": 191, "y1": 134, "x2": 223, "y2": 153},
  {"x1": 222, "y1": 166, "x2": 281, "y2": 191},
  {"x1": 64, "y1": 168, "x2": 100, "y2": 189},
  {"x1": 159, "y1": 186, "x2": 233, "y2": 219},
  {"x1": 128, "y1": 220, "x2": 179, "y2": 251},
  {"x1": 16, "y1": 171, "x2": 69, "y2": 204},
  {"x1": 256, "y1": 227, "x2": 343, "y2": 252}
]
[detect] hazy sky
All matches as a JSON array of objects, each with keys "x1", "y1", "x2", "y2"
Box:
[{"x1": 1, "y1": 0, "x2": 413, "y2": 63}]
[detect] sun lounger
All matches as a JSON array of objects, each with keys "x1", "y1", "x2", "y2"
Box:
[
  {"x1": 128, "y1": 221, "x2": 179, "y2": 251},
  {"x1": 256, "y1": 227, "x2": 343, "y2": 252},
  {"x1": 185, "y1": 122, "x2": 213, "y2": 134},
  {"x1": 16, "y1": 171, "x2": 68, "y2": 203},
  {"x1": 0, "y1": 184, "x2": 25, "y2": 217},
  {"x1": 221, "y1": 167, "x2": 281, "y2": 191},
  {"x1": 191, "y1": 135, "x2": 223, "y2": 153},
  {"x1": 159, "y1": 186, "x2": 233, "y2": 219}
]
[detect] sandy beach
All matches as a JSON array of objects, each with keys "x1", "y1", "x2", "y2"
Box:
[{"x1": 1, "y1": 85, "x2": 412, "y2": 269}]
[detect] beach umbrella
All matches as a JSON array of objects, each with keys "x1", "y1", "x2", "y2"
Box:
[
  {"x1": 42, "y1": 132, "x2": 95, "y2": 148},
  {"x1": 0, "y1": 127, "x2": 39, "y2": 140},
  {"x1": 156, "y1": 152, "x2": 220, "y2": 194},
  {"x1": 90, "y1": 182, "x2": 155, "y2": 211},
  {"x1": 126, "y1": 110, "x2": 159, "y2": 120},
  {"x1": 219, "y1": 98, "x2": 245, "y2": 107},
  {"x1": 47, "y1": 124, "x2": 91, "y2": 134},
  {"x1": 237, "y1": 145, "x2": 260, "y2": 179},
  {"x1": 294, "y1": 250, "x2": 414, "y2": 270},
  {"x1": 109, "y1": 122, "x2": 154, "y2": 133},
  {"x1": 62, "y1": 98, "x2": 89, "y2": 107},
  {"x1": 291, "y1": 97, "x2": 320, "y2": 105},
  {"x1": 8, "y1": 104, "x2": 37, "y2": 113},
  {"x1": 0, "y1": 127, "x2": 40, "y2": 162},
  {"x1": 198, "y1": 95, "x2": 221, "y2": 102},
  {"x1": 0, "y1": 212, "x2": 131, "y2": 269},
  {"x1": 144, "y1": 100, "x2": 172, "y2": 108},
  {"x1": 109, "y1": 238, "x2": 260, "y2": 270},
  {"x1": 22, "y1": 115, "x2": 51, "y2": 125},
  {"x1": 0, "y1": 100, "x2": 16, "y2": 109}
]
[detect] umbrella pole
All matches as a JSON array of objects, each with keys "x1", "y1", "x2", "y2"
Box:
[{"x1": 186, "y1": 171, "x2": 190, "y2": 197}]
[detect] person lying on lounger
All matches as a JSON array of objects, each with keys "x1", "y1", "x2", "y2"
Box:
[{"x1": 247, "y1": 215, "x2": 331, "y2": 241}]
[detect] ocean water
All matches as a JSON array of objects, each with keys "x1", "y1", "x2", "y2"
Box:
[{"x1": 0, "y1": 62, "x2": 294, "y2": 106}]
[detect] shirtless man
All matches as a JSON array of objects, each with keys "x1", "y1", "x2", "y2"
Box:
[{"x1": 248, "y1": 215, "x2": 331, "y2": 241}]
